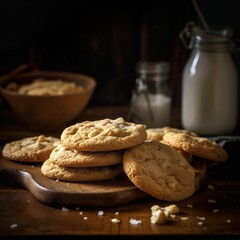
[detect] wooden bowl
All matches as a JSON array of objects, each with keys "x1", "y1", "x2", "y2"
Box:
[{"x1": 0, "y1": 71, "x2": 96, "y2": 132}]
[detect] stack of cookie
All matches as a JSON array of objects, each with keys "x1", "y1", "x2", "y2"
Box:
[
  {"x1": 41, "y1": 117, "x2": 147, "y2": 182},
  {"x1": 127, "y1": 126, "x2": 227, "y2": 202}
]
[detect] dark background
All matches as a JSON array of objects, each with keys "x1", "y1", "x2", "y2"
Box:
[
  {"x1": 0, "y1": 0, "x2": 240, "y2": 132},
  {"x1": 0, "y1": 0, "x2": 199, "y2": 106}
]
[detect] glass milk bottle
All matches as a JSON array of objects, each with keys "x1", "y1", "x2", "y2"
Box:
[
  {"x1": 128, "y1": 61, "x2": 171, "y2": 128},
  {"x1": 181, "y1": 31, "x2": 238, "y2": 135}
]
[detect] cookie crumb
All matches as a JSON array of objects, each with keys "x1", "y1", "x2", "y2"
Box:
[
  {"x1": 115, "y1": 211, "x2": 120, "y2": 215},
  {"x1": 98, "y1": 210, "x2": 104, "y2": 216},
  {"x1": 170, "y1": 214, "x2": 176, "y2": 219},
  {"x1": 79, "y1": 211, "x2": 84, "y2": 215},
  {"x1": 111, "y1": 218, "x2": 121, "y2": 223},
  {"x1": 151, "y1": 204, "x2": 180, "y2": 225},
  {"x1": 180, "y1": 217, "x2": 189, "y2": 221},
  {"x1": 151, "y1": 208, "x2": 165, "y2": 224},
  {"x1": 129, "y1": 219, "x2": 142, "y2": 225},
  {"x1": 10, "y1": 224, "x2": 18, "y2": 229},
  {"x1": 197, "y1": 221, "x2": 203, "y2": 226},
  {"x1": 162, "y1": 204, "x2": 179, "y2": 217},
  {"x1": 62, "y1": 207, "x2": 70, "y2": 212},
  {"x1": 213, "y1": 209, "x2": 219, "y2": 213},
  {"x1": 226, "y1": 219, "x2": 231, "y2": 223},
  {"x1": 83, "y1": 216, "x2": 88, "y2": 220}
]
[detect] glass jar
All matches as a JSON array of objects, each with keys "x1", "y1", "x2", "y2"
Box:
[
  {"x1": 181, "y1": 31, "x2": 238, "y2": 135},
  {"x1": 127, "y1": 61, "x2": 171, "y2": 128}
]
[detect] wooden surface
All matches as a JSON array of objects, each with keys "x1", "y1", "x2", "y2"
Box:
[
  {"x1": 0, "y1": 155, "x2": 149, "y2": 208},
  {"x1": 0, "y1": 178, "x2": 239, "y2": 239},
  {"x1": 0, "y1": 105, "x2": 240, "y2": 239},
  {"x1": 0, "y1": 153, "x2": 206, "y2": 209}
]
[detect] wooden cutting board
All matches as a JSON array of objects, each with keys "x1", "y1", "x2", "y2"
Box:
[
  {"x1": 0, "y1": 155, "x2": 150, "y2": 208},
  {"x1": 0, "y1": 153, "x2": 207, "y2": 208}
]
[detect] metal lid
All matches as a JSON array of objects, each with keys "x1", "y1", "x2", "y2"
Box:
[
  {"x1": 193, "y1": 31, "x2": 233, "y2": 52},
  {"x1": 179, "y1": 22, "x2": 235, "y2": 52}
]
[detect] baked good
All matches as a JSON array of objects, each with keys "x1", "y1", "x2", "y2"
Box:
[
  {"x1": 161, "y1": 140, "x2": 192, "y2": 163},
  {"x1": 146, "y1": 128, "x2": 165, "y2": 141},
  {"x1": 146, "y1": 127, "x2": 198, "y2": 141},
  {"x1": 2, "y1": 135, "x2": 60, "y2": 162},
  {"x1": 61, "y1": 117, "x2": 147, "y2": 151},
  {"x1": 163, "y1": 132, "x2": 228, "y2": 162},
  {"x1": 16, "y1": 78, "x2": 84, "y2": 96},
  {"x1": 123, "y1": 140, "x2": 195, "y2": 202},
  {"x1": 150, "y1": 204, "x2": 179, "y2": 224},
  {"x1": 178, "y1": 150, "x2": 192, "y2": 163},
  {"x1": 41, "y1": 159, "x2": 124, "y2": 182},
  {"x1": 146, "y1": 127, "x2": 197, "y2": 162},
  {"x1": 50, "y1": 143, "x2": 123, "y2": 167}
]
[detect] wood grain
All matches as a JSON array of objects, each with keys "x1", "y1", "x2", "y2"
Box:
[
  {"x1": 0, "y1": 154, "x2": 207, "y2": 211},
  {"x1": 0, "y1": 156, "x2": 150, "y2": 208}
]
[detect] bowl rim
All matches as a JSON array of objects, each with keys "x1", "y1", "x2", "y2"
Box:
[{"x1": 0, "y1": 70, "x2": 96, "y2": 98}]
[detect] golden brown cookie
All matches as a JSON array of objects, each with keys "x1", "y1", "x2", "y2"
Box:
[
  {"x1": 179, "y1": 150, "x2": 192, "y2": 163},
  {"x1": 163, "y1": 132, "x2": 228, "y2": 162},
  {"x1": 2, "y1": 135, "x2": 60, "y2": 162},
  {"x1": 61, "y1": 117, "x2": 147, "y2": 151},
  {"x1": 146, "y1": 127, "x2": 198, "y2": 141},
  {"x1": 123, "y1": 140, "x2": 195, "y2": 202},
  {"x1": 146, "y1": 128, "x2": 165, "y2": 141},
  {"x1": 41, "y1": 159, "x2": 124, "y2": 182},
  {"x1": 161, "y1": 140, "x2": 192, "y2": 163},
  {"x1": 50, "y1": 143, "x2": 123, "y2": 167}
]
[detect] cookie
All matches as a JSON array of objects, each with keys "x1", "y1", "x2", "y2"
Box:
[
  {"x1": 146, "y1": 128, "x2": 165, "y2": 141},
  {"x1": 161, "y1": 140, "x2": 192, "y2": 163},
  {"x1": 163, "y1": 132, "x2": 228, "y2": 162},
  {"x1": 146, "y1": 127, "x2": 198, "y2": 141},
  {"x1": 179, "y1": 150, "x2": 192, "y2": 163},
  {"x1": 50, "y1": 143, "x2": 123, "y2": 167},
  {"x1": 61, "y1": 117, "x2": 147, "y2": 151},
  {"x1": 123, "y1": 140, "x2": 195, "y2": 202},
  {"x1": 2, "y1": 135, "x2": 60, "y2": 162},
  {"x1": 41, "y1": 159, "x2": 124, "y2": 182}
]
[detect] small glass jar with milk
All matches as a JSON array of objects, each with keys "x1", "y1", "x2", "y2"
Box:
[
  {"x1": 127, "y1": 61, "x2": 171, "y2": 128},
  {"x1": 181, "y1": 28, "x2": 238, "y2": 136}
]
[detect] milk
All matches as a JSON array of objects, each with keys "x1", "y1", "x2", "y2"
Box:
[
  {"x1": 128, "y1": 61, "x2": 171, "y2": 127},
  {"x1": 130, "y1": 93, "x2": 171, "y2": 128},
  {"x1": 182, "y1": 46, "x2": 238, "y2": 135}
]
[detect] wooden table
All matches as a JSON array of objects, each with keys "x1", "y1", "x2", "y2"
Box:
[{"x1": 0, "y1": 106, "x2": 239, "y2": 239}]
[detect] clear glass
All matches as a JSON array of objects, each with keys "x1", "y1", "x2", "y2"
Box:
[
  {"x1": 181, "y1": 33, "x2": 238, "y2": 135},
  {"x1": 128, "y1": 61, "x2": 171, "y2": 128}
]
